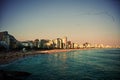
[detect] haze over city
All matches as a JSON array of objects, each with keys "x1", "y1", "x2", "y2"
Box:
[{"x1": 0, "y1": 0, "x2": 120, "y2": 46}]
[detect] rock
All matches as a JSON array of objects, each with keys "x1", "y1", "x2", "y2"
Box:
[{"x1": 0, "y1": 70, "x2": 31, "y2": 80}]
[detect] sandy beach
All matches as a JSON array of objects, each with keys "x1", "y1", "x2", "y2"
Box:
[{"x1": 0, "y1": 49, "x2": 78, "y2": 65}]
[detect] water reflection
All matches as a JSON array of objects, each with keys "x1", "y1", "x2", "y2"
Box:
[{"x1": 0, "y1": 49, "x2": 120, "y2": 80}]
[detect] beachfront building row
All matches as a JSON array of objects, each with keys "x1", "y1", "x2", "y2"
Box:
[
  {"x1": 40, "y1": 37, "x2": 80, "y2": 49},
  {"x1": 21, "y1": 37, "x2": 79, "y2": 49},
  {"x1": 79, "y1": 43, "x2": 111, "y2": 48},
  {"x1": 19, "y1": 40, "x2": 114, "y2": 50},
  {"x1": 0, "y1": 31, "x2": 114, "y2": 51},
  {"x1": 0, "y1": 33, "x2": 68, "y2": 50},
  {"x1": 20, "y1": 36, "x2": 80, "y2": 49}
]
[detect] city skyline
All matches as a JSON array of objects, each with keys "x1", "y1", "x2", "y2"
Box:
[{"x1": 0, "y1": 0, "x2": 120, "y2": 46}]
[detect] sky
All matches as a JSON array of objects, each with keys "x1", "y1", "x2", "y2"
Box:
[{"x1": 0, "y1": 0, "x2": 120, "y2": 46}]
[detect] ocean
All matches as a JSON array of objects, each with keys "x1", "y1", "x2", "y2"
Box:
[{"x1": 0, "y1": 48, "x2": 120, "y2": 80}]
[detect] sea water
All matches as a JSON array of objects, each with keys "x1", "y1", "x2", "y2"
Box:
[{"x1": 0, "y1": 49, "x2": 120, "y2": 80}]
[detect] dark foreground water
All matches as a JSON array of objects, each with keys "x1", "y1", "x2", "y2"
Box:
[{"x1": 0, "y1": 49, "x2": 120, "y2": 80}]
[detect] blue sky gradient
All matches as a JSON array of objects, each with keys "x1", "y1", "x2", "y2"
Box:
[{"x1": 0, "y1": 0, "x2": 120, "y2": 46}]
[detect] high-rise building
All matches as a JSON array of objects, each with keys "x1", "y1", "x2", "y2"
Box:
[
  {"x1": 62, "y1": 36, "x2": 67, "y2": 49},
  {"x1": 53, "y1": 38, "x2": 63, "y2": 49},
  {"x1": 0, "y1": 31, "x2": 19, "y2": 50},
  {"x1": 67, "y1": 41, "x2": 72, "y2": 49}
]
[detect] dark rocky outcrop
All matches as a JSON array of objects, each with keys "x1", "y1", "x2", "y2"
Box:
[{"x1": 0, "y1": 70, "x2": 31, "y2": 80}]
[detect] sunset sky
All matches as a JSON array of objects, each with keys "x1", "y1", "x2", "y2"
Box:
[{"x1": 0, "y1": 0, "x2": 120, "y2": 46}]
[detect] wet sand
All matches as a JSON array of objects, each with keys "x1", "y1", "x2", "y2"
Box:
[
  {"x1": 0, "y1": 49, "x2": 78, "y2": 65},
  {"x1": 35, "y1": 49, "x2": 76, "y2": 54}
]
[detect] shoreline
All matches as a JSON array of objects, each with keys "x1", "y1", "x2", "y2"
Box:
[
  {"x1": 0, "y1": 49, "x2": 79, "y2": 65},
  {"x1": 0, "y1": 48, "x2": 115, "y2": 65}
]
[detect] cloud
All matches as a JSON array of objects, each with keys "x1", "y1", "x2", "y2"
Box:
[{"x1": 76, "y1": 11, "x2": 115, "y2": 22}]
